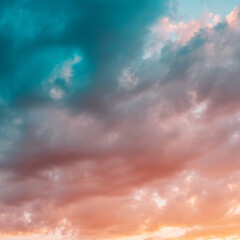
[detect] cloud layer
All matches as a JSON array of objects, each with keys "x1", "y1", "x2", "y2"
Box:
[{"x1": 1, "y1": 1, "x2": 240, "y2": 239}]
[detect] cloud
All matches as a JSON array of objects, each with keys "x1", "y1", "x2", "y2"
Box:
[{"x1": 1, "y1": 1, "x2": 240, "y2": 240}]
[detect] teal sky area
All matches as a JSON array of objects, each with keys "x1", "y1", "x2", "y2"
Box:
[{"x1": 178, "y1": 0, "x2": 240, "y2": 21}]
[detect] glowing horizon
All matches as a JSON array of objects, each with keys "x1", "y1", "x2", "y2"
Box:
[{"x1": 1, "y1": 1, "x2": 240, "y2": 239}]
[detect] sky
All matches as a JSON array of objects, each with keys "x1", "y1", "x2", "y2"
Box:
[{"x1": 0, "y1": 0, "x2": 240, "y2": 239}]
